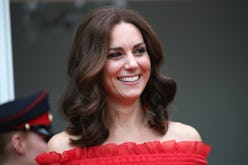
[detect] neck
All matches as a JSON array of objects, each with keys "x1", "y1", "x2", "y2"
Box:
[
  {"x1": 3, "y1": 159, "x2": 24, "y2": 165},
  {"x1": 106, "y1": 98, "x2": 146, "y2": 130}
]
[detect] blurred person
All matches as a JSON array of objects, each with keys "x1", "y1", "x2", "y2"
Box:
[
  {"x1": 0, "y1": 89, "x2": 53, "y2": 165},
  {"x1": 36, "y1": 7, "x2": 210, "y2": 164}
]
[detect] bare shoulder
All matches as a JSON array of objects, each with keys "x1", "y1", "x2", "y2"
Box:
[
  {"x1": 162, "y1": 121, "x2": 202, "y2": 142},
  {"x1": 46, "y1": 131, "x2": 78, "y2": 153}
]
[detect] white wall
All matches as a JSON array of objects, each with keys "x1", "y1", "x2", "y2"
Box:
[{"x1": 0, "y1": 0, "x2": 15, "y2": 104}]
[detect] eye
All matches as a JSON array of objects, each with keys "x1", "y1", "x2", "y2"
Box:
[
  {"x1": 108, "y1": 52, "x2": 123, "y2": 59},
  {"x1": 134, "y1": 47, "x2": 146, "y2": 55}
]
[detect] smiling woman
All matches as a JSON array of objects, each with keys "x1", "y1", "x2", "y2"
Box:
[
  {"x1": 36, "y1": 7, "x2": 210, "y2": 165},
  {"x1": 102, "y1": 22, "x2": 151, "y2": 104}
]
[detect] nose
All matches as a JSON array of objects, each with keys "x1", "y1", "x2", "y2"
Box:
[{"x1": 124, "y1": 53, "x2": 138, "y2": 69}]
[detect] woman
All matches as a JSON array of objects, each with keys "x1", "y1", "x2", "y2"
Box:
[{"x1": 36, "y1": 7, "x2": 210, "y2": 164}]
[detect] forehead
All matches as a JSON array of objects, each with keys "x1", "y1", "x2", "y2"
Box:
[{"x1": 110, "y1": 22, "x2": 143, "y2": 47}]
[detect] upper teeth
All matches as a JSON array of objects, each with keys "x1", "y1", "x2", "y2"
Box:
[{"x1": 119, "y1": 75, "x2": 139, "y2": 82}]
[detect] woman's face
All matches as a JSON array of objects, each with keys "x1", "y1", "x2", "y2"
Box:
[{"x1": 102, "y1": 22, "x2": 151, "y2": 103}]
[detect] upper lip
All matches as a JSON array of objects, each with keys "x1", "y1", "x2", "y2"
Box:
[{"x1": 118, "y1": 74, "x2": 140, "y2": 78}]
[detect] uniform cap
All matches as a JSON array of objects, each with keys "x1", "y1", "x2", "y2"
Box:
[{"x1": 0, "y1": 89, "x2": 53, "y2": 139}]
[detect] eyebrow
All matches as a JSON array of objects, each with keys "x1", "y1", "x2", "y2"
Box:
[{"x1": 109, "y1": 42, "x2": 145, "y2": 51}]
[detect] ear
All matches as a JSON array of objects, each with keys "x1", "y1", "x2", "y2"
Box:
[{"x1": 11, "y1": 133, "x2": 26, "y2": 155}]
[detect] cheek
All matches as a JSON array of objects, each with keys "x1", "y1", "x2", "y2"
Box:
[
  {"x1": 103, "y1": 61, "x2": 122, "y2": 76},
  {"x1": 140, "y1": 55, "x2": 151, "y2": 74},
  {"x1": 31, "y1": 139, "x2": 47, "y2": 152},
  {"x1": 102, "y1": 62, "x2": 119, "y2": 92},
  {"x1": 102, "y1": 61, "x2": 123, "y2": 86},
  {"x1": 27, "y1": 134, "x2": 47, "y2": 153}
]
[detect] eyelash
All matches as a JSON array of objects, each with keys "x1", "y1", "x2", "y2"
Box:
[
  {"x1": 108, "y1": 52, "x2": 122, "y2": 59},
  {"x1": 108, "y1": 47, "x2": 147, "y2": 59},
  {"x1": 134, "y1": 47, "x2": 146, "y2": 55}
]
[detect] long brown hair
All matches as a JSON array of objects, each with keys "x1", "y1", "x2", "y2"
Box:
[{"x1": 61, "y1": 7, "x2": 177, "y2": 147}]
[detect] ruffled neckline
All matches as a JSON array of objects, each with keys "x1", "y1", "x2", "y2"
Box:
[{"x1": 36, "y1": 140, "x2": 211, "y2": 164}]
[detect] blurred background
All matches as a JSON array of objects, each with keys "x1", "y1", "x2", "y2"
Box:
[{"x1": 6, "y1": 0, "x2": 248, "y2": 164}]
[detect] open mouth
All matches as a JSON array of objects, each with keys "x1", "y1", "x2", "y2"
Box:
[{"x1": 118, "y1": 75, "x2": 140, "y2": 82}]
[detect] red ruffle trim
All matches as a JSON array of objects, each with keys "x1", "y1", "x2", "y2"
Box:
[{"x1": 36, "y1": 140, "x2": 211, "y2": 165}]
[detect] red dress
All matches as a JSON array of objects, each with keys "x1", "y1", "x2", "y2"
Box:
[{"x1": 36, "y1": 140, "x2": 211, "y2": 165}]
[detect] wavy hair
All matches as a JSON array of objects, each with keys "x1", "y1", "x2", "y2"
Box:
[{"x1": 61, "y1": 7, "x2": 177, "y2": 147}]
